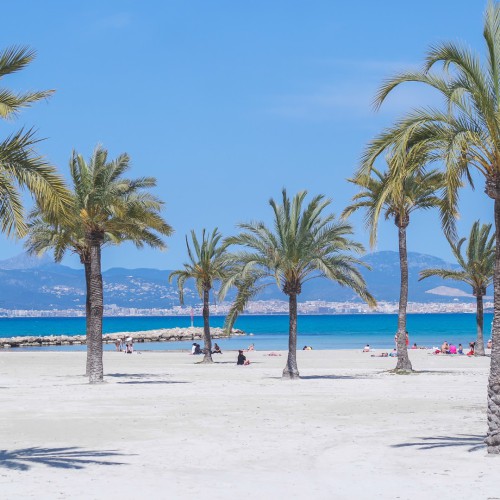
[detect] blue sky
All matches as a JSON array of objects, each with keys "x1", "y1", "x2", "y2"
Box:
[{"x1": 0, "y1": 0, "x2": 493, "y2": 269}]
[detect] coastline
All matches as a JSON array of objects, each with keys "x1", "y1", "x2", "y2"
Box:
[{"x1": 0, "y1": 348, "x2": 494, "y2": 499}]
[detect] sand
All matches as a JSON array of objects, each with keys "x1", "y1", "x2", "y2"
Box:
[{"x1": 0, "y1": 348, "x2": 497, "y2": 500}]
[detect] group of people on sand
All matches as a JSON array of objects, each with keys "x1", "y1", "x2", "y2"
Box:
[
  {"x1": 115, "y1": 337, "x2": 134, "y2": 354},
  {"x1": 433, "y1": 340, "x2": 491, "y2": 355},
  {"x1": 189, "y1": 341, "x2": 253, "y2": 365}
]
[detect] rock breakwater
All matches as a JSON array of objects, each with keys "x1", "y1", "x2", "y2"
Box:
[{"x1": 0, "y1": 327, "x2": 245, "y2": 348}]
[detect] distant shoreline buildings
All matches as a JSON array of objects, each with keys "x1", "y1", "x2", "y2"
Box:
[{"x1": 0, "y1": 299, "x2": 492, "y2": 318}]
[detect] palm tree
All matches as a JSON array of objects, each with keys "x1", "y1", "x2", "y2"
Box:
[
  {"x1": 0, "y1": 45, "x2": 70, "y2": 238},
  {"x1": 28, "y1": 146, "x2": 174, "y2": 383},
  {"x1": 169, "y1": 228, "x2": 229, "y2": 364},
  {"x1": 420, "y1": 221, "x2": 494, "y2": 356},
  {"x1": 344, "y1": 160, "x2": 446, "y2": 372},
  {"x1": 25, "y1": 206, "x2": 93, "y2": 374},
  {"x1": 359, "y1": 0, "x2": 500, "y2": 453},
  {"x1": 221, "y1": 190, "x2": 375, "y2": 379}
]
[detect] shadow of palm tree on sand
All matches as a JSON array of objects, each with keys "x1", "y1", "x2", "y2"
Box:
[
  {"x1": 0, "y1": 447, "x2": 129, "y2": 471},
  {"x1": 392, "y1": 434, "x2": 485, "y2": 452}
]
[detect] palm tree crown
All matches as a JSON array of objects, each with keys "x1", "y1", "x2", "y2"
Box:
[
  {"x1": 344, "y1": 165, "x2": 446, "y2": 246},
  {"x1": 0, "y1": 45, "x2": 69, "y2": 238},
  {"x1": 420, "y1": 221, "x2": 495, "y2": 297}
]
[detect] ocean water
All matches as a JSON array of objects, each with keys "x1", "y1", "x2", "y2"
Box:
[{"x1": 0, "y1": 313, "x2": 491, "y2": 351}]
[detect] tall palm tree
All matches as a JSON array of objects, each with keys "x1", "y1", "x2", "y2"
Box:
[
  {"x1": 420, "y1": 221, "x2": 495, "y2": 356},
  {"x1": 25, "y1": 206, "x2": 93, "y2": 374},
  {"x1": 359, "y1": 0, "x2": 500, "y2": 453},
  {"x1": 169, "y1": 228, "x2": 229, "y2": 364},
  {"x1": 28, "y1": 146, "x2": 174, "y2": 383},
  {"x1": 221, "y1": 190, "x2": 375, "y2": 379},
  {"x1": 344, "y1": 161, "x2": 446, "y2": 372},
  {"x1": 0, "y1": 45, "x2": 70, "y2": 238}
]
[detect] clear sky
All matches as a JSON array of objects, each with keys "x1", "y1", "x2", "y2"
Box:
[{"x1": 0, "y1": 0, "x2": 493, "y2": 270}]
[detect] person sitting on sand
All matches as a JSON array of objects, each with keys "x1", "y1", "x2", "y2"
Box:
[
  {"x1": 363, "y1": 344, "x2": 371, "y2": 352},
  {"x1": 302, "y1": 345, "x2": 313, "y2": 350},
  {"x1": 458, "y1": 343, "x2": 464, "y2": 355},
  {"x1": 411, "y1": 343, "x2": 418, "y2": 350},
  {"x1": 247, "y1": 343, "x2": 255, "y2": 351},
  {"x1": 487, "y1": 339, "x2": 493, "y2": 349},
  {"x1": 389, "y1": 348, "x2": 397, "y2": 357},
  {"x1": 194, "y1": 343, "x2": 203, "y2": 355},
  {"x1": 467, "y1": 341, "x2": 475, "y2": 356},
  {"x1": 441, "y1": 341, "x2": 449, "y2": 354},
  {"x1": 371, "y1": 352, "x2": 388, "y2": 357},
  {"x1": 237, "y1": 350, "x2": 250, "y2": 365},
  {"x1": 212, "y1": 343, "x2": 222, "y2": 354},
  {"x1": 449, "y1": 344, "x2": 457, "y2": 354}
]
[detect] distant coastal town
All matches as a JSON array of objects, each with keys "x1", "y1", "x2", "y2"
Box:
[{"x1": 0, "y1": 299, "x2": 492, "y2": 318}]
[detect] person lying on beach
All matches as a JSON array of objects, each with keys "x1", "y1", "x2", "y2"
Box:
[
  {"x1": 247, "y1": 343, "x2": 255, "y2": 351},
  {"x1": 212, "y1": 343, "x2": 222, "y2": 354},
  {"x1": 268, "y1": 352, "x2": 282, "y2": 356},
  {"x1": 237, "y1": 350, "x2": 250, "y2": 365},
  {"x1": 371, "y1": 352, "x2": 388, "y2": 357}
]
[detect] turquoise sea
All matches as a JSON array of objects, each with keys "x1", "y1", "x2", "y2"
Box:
[{"x1": 0, "y1": 313, "x2": 491, "y2": 351}]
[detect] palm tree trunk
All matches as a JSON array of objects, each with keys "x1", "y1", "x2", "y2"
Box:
[
  {"x1": 475, "y1": 293, "x2": 485, "y2": 356},
  {"x1": 201, "y1": 288, "x2": 213, "y2": 364},
  {"x1": 84, "y1": 261, "x2": 91, "y2": 376},
  {"x1": 395, "y1": 224, "x2": 412, "y2": 372},
  {"x1": 283, "y1": 292, "x2": 299, "y2": 379},
  {"x1": 87, "y1": 235, "x2": 104, "y2": 383},
  {"x1": 486, "y1": 195, "x2": 500, "y2": 453}
]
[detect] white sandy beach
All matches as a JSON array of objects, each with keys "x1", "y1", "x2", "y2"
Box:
[{"x1": 0, "y1": 348, "x2": 497, "y2": 500}]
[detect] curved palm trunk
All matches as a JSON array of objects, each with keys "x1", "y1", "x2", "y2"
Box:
[
  {"x1": 283, "y1": 292, "x2": 299, "y2": 379},
  {"x1": 88, "y1": 236, "x2": 104, "y2": 383},
  {"x1": 395, "y1": 224, "x2": 412, "y2": 372},
  {"x1": 84, "y1": 261, "x2": 91, "y2": 376},
  {"x1": 201, "y1": 288, "x2": 213, "y2": 364},
  {"x1": 486, "y1": 195, "x2": 500, "y2": 453},
  {"x1": 475, "y1": 293, "x2": 485, "y2": 356}
]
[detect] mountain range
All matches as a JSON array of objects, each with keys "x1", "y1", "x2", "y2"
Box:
[{"x1": 0, "y1": 251, "x2": 485, "y2": 311}]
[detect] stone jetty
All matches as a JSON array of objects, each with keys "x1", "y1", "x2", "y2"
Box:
[{"x1": 0, "y1": 327, "x2": 246, "y2": 348}]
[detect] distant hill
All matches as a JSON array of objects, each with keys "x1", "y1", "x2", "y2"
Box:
[{"x1": 0, "y1": 251, "x2": 484, "y2": 310}]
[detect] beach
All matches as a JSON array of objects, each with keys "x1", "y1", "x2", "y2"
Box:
[{"x1": 0, "y1": 349, "x2": 496, "y2": 499}]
